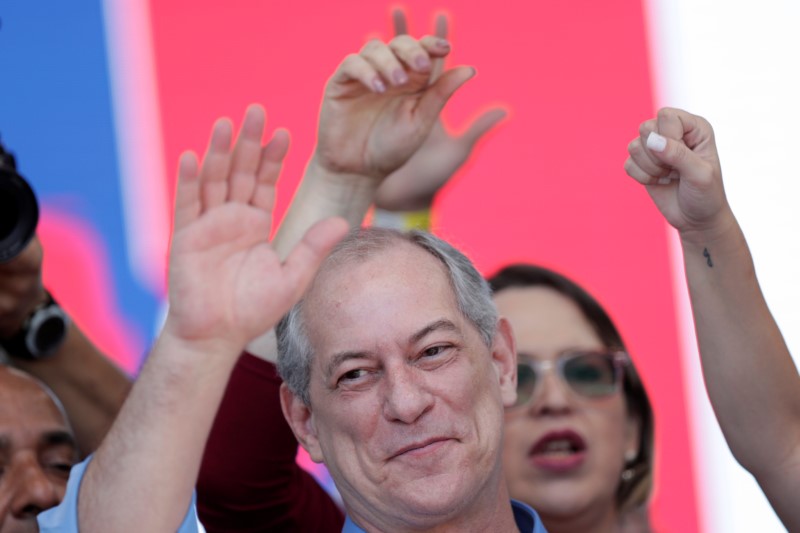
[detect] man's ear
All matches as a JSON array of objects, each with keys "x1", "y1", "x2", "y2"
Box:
[
  {"x1": 279, "y1": 383, "x2": 324, "y2": 463},
  {"x1": 491, "y1": 317, "x2": 518, "y2": 407}
]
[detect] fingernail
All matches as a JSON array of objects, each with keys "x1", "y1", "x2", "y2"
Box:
[
  {"x1": 415, "y1": 55, "x2": 431, "y2": 71},
  {"x1": 392, "y1": 68, "x2": 408, "y2": 85},
  {"x1": 657, "y1": 177, "x2": 672, "y2": 185},
  {"x1": 373, "y1": 78, "x2": 386, "y2": 93},
  {"x1": 646, "y1": 132, "x2": 667, "y2": 152},
  {"x1": 437, "y1": 38, "x2": 450, "y2": 49}
]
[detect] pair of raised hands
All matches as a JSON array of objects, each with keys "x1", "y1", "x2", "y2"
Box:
[{"x1": 164, "y1": 13, "x2": 506, "y2": 352}]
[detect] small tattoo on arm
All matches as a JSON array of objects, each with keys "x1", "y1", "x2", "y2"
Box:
[{"x1": 703, "y1": 248, "x2": 714, "y2": 268}]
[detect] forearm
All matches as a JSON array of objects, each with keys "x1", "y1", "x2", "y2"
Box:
[
  {"x1": 680, "y1": 214, "x2": 800, "y2": 473},
  {"x1": 247, "y1": 156, "x2": 377, "y2": 361},
  {"x1": 14, "y1": 323, "x2": 131, "y2": 456},
  {"x1": 275, "y1": 156, "x2": 376, "y2": 254},
  {"x1": 78, "y1": 330, "x2": 240, "y2": 533}
]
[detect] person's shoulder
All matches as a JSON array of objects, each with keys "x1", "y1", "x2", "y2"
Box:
[{"x1": 37, "y1": 454, "x2": 202, "y2": 533}]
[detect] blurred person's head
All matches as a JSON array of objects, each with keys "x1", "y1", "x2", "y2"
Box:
[
  {"x1": 278, "y1": 228, "x2": 520, "y2": 531},
  {"x1": 490, "y1": 264, "x2": 653, "y2": 533},
  {"x1": 0, "y1": 366, "x2": 77, "y2": 533}
]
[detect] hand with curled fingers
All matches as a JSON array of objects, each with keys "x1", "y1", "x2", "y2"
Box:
[
  {"x1": 0, "y1": 236, "x2": 46, "y2": 338},
  {"x1": 624, "y1": 107, "x2": 733, "y2": 238},
  {"x1": 164, "y1": 105, "x2": 347, "y2": 352},
  {"x1": 314, "y1": 27, "x2": 476, "y2": 181},
  {"x1": 373, "y1": 10, "x2": 507, "y2": 211}
]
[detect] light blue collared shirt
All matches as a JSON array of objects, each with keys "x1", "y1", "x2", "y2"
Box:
[
  {"x1": 37, "y1": 456, "x2": 204, "y2": 533},
  {"x1": 342, "y1": 499, "x2": 548, "y2": 532}
]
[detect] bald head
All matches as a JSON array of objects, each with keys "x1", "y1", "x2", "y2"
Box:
[{"x1": 0, "y1": 366, "x2": 76, "y2": 533}]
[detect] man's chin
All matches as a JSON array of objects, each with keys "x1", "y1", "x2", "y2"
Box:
[{"x1": 388, "y1": 474, "x2": 475, "y2": 521}]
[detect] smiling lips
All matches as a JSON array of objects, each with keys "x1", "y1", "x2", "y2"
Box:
[
  {"x1": 529, "y1": 430, "x2": 587, "y2": 472},
  {"x1": 391, "y1": 437, "x2": 453, "y2": 460}
]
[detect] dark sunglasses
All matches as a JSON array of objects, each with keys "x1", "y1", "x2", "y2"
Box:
[{"x1": 512, "y1": 350, "x2": 628, "y2": 407}]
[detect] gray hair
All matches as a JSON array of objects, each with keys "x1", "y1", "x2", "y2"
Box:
[{"x1": 276, "y1": 227, "x2": 498, "y2": 405}]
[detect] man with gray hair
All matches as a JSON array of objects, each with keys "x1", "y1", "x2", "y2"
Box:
[
  {"x1": 34, "y1": 31, "x2": 545, "y2": 532},
  {"x1": 277, "y1": 227, "x2": 545, "y2": 532}
]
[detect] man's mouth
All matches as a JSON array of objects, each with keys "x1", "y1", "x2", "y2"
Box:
[{"x1": 390, "y1": 437, "x2": 452, "y2": 460}]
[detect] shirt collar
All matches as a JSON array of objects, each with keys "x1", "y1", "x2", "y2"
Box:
[{"x1": 341, "y1": 499, "x2": 547, "y2": 532}]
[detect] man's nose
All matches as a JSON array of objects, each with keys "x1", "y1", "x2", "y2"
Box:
[
  {"x1": 9, "y1": 457, "x2": 62, "y2": 519},
  {"x1": 382, "y1": 365, "x2": 434, "y2": 424}
]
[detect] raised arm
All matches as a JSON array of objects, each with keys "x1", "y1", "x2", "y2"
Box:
[
  {"x1": 75, "y1": 105, "x2": 347, "y2": 533},
  {"x1": 624, "y1": 107, "x2": 800, "y2": 530},
  {"x1": 0, "y1": 236, "x2": 131, "y2": 456},
  {"x1": 246, "y1": 32, "x2": 476, "y2": 360}
]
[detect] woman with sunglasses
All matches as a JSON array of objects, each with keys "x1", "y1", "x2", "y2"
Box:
[{"x1": 490, "y1": 264, "x2": 654, "y2": 533}]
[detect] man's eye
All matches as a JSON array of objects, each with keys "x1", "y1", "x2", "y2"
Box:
[
  {"x1": 47, "y1": 462, "x2": 74, "y2": 472},
  {"x1": 421, "y1": 345, "x2": 453, "y2": 359},
  {"x1": 338, "y1": 368, "x2": 367, "y2": 384}
]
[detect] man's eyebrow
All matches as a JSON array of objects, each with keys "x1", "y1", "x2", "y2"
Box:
[
  {"x1": 323, "y1": 320, "x2": 461, "y2": 379},
  {"x1": 40, "y1": 430, "x2": 78, "y2": 452},
  {"x1": 324, "y1": 351, "x2": 372, "y2": 380},
  {"x1": 408, "y1": 319, "x2": 460, "y2": 345}
]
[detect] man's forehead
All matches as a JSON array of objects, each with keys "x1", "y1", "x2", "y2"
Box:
[
  {"x1": 313, "y1": 238, "x2": 439, "y2": 285},
  {"x1": 0, "y1": 368, "x2": 69, "y2": 426},
  {"x1": 303, "y1": 243, "x2": 461, "y2": 351},
  {"x1": 307, "y1": 242, "x2": 453, "y2": 310}
]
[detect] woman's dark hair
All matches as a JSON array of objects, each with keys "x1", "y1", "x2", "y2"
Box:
[{"x1": 489, "y1": 263, "x2": 654, "y2": 513}]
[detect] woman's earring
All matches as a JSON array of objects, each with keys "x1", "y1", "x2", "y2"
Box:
[{"x1": 621, "y1": 449, "x2": 637, "y2": 481}]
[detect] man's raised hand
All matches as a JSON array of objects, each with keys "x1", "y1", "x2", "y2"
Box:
[
  {"x1": 166, "y1": 105, "x2": 347, "y2": 352},
  {"x1": 374, "y1": 10, "x2": 506, "y2": 211},
  {"x1": 314, "y1": 31, "x2": 475, "y2": 181}
]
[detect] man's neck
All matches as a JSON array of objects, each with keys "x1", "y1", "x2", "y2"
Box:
[{"x1": 345, "y1": 481, "x2": 520, "y2": 533}]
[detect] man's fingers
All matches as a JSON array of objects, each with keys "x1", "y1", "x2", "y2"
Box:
[
  {"x1": 417, "y1": 66, "x2": 475, "y2": 126},
  {"x1": 435, "y1": 12, "x2": 448, "y2": 39},
  {"x1": 459, "y1": 107, "x2": 507, "y2": 148},
  {"x1": 418, "y1": 34, "x2": 451, "y2": 60},
  {"x1": 199, "y1": 118, "x2": 233, "y2": 211},
  {"x1": 228, "y1": 105, "x2": 266, "y2": 204},
  {"x1": 429, "y1": 13, "x2": 449, "y2": 82},
  {"x1": 388, "y1": 34, "x2": 438, "y2": 75},
  {"x1": 251, "y1": 129, "x2": 290, "y2": 213},
  {"x1": 391, "y1": 11, "x2": 449, "y2": 82},
  {"x1": 332, "y1": 53, "x2": 386, "y2": 93},
  {"x1": 282, "y1": 218, "x2": 349, "y2": 302},
  {"x1": 392, "y1": 8, "x2": 408, "y2": 35},
  {"x1": 363, "y1": 38, "x2": 409, "y2": 86},
  {"x1": 174, "y1": 151, "x2": 200, "y2": 231}
]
